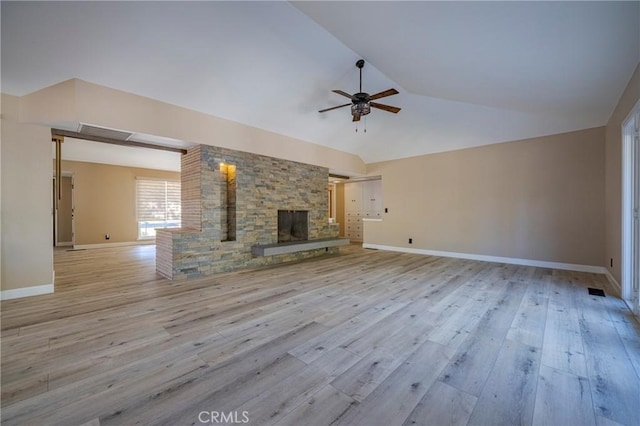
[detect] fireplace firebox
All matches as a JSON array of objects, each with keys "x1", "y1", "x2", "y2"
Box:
[{"x1": 278, "y1": 210, "x2": 309, "y2": 243}]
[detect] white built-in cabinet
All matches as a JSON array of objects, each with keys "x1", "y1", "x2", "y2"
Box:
[
  {"x1": 362, "y1": 180, "x2": 383, "y2": 215},
  {"x1": 344, "y1": 179, "x2": 382, "y2": 242}
]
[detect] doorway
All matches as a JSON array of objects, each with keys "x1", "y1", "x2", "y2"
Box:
[
  {"x1": 53, "y1": 172, "x2": 74, "y2": 247},
  {"x1": 328, "y1": 184, "x2": 335, "y2": 220},
  {"x1": 622, "y1": 100, "x2": 639, "y2": 317}
]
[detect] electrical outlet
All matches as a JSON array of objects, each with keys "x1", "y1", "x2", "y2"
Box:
[
  {"x1": 408, "y1": 238, "x2": 412, "y2": 244},
  {"x1": 105, "y1": 233, "x2": 110, "y2": 240}
]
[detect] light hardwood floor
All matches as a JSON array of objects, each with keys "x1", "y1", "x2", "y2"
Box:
[{"x1": 1, "y1": 244, "x2": 639, "y2": 426}]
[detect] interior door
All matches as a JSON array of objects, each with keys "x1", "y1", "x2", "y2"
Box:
[
  {"x1": 622, "y1": 104, "x2": 640, "y2": 316},
  {"x1": 53, "y1": 174, "x2": 74, "y2": 247},
  {"x1": 57, "y1": 176, "x2": 74, "y2": 246},
  {"x1": 632, "y1": 109, "x2": 639, "y2": 316}
]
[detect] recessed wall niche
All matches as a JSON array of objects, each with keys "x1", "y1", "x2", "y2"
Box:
[{"x1": 220, "y1": 162, "x2": 236, "y2": 242}]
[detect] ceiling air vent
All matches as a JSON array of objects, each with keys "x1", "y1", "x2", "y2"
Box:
[{"x1": 78, "y1": 124, "x2": 133, "y2": 141}]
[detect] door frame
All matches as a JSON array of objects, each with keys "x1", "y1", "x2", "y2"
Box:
[
  {"x1": 328, "y1": 183, "x2": 336, "y2": 220},
  {"x1": 53, "y1": 171, "x2": 75, "y2": 247},
  {"x1": 621, "y1": 99, "x2": 639, "y2": 316}
]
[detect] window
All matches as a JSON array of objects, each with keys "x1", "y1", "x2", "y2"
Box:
[{"x1": 136, "y1": 178, "x2": 181, "y2": 239}]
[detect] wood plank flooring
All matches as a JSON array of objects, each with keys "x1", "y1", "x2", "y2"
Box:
[{"x1": 1, "y1": 244, "x2": 638, "y2": 426}]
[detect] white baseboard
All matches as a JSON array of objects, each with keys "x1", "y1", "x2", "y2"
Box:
[
  {"x1": 1, "y1": 284, "x2": 54, "y2": 301},
  {"x1": 56, "y1": 242, "x2": 73, "y2": 247},
  {"x1": 604, "y1": 271, "x2": 637, "y2": 315},
  {"x1": 362, "y1": 243, "x2": 607, "y2": 274},
  {"x1": 74, "y1": 240, "x2": 155, "y2": 250},
  {"x1": 604, "y1": 270, "x2": 622, "y2": 297}
]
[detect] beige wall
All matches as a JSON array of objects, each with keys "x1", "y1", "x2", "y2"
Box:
[
  {"x1": 58, "y1": 160, "x2": 179, "y2": 246},
  {"x1": 21, "y1": 79, "x2": 367, "y2": 175},
  {"x1": 605, "y1": 62, "x2": 640, "y2": 283},
  {"x1": 1, "y1": 95, "x2": 54, "y2": 292},
  {"x1": 3, "y1": 63, "x2": 635, "y2": 293},
  {"x1": 2, "y1": 79, "x2": 363, "y2": 296},
  {"x1": 365, "y1": 127, "x2": 606, "y2": 267}
]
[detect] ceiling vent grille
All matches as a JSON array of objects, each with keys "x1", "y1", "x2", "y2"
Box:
[{"x1": 78, "y1": 124, "x2": 133, "y2": 141}]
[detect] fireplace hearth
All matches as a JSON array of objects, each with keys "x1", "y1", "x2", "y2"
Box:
[{"x1": 278, "y1": 210, "x2": 308, "y2": 243}]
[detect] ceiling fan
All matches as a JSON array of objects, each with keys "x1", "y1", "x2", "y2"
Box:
[{"x1": 319, "y1": 59, "x2": 401, "y2": 122}]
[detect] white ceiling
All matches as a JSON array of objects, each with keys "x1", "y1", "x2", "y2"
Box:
[
  {"x1": 54, "y1": 138, "x2": 181, "y2": 172},
  {"x1": 2, "y1": 1, "x2": 639, "y2": 167}
]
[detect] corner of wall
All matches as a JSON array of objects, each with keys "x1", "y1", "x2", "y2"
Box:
[
  {"x1": 19, "y1": 78, "x2": 78, "y2": 125},
  {"x1": 1, "y1": 93, "x2": 21, "y2": 121},
  {"x1": 604, "y1": 62, "x2": 640, "y2": 285},
  {"x1": 1, "y1": 117, "x2": 54, "y2": 295}
]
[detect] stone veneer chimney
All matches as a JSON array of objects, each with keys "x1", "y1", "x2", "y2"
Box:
[{"x1": 156, "y1": 145, "x2": 339, "y2": 279}]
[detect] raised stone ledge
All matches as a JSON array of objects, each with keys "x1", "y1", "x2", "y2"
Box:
[{"x1": 251, "y1": 237, "x2": 350, "y2": 257}]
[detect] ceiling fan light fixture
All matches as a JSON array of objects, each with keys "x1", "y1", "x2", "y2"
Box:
[{"x1": 351, "y1": 101, "x2": 371, "y2": 116}]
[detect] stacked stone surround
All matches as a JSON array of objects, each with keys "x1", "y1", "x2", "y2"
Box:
[{"x1": 156, "y1": 145, "x2": 340, "y2": 279}]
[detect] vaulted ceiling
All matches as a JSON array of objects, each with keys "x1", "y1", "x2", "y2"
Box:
[{"x1": 2, "y1": 1, "x2": 639, "y2": 167}]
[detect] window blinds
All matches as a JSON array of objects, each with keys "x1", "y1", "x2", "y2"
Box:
[{"x1": 136, "y1": 178, "x2": 181, "y2": 222}]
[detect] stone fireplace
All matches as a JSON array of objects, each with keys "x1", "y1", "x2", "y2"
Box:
[
  {"x1": 278, "y1": 210, "x2": 308, "y2": 243},
  {"x1": 156, "y1": 145, "x2": 340, "y2": 279}
]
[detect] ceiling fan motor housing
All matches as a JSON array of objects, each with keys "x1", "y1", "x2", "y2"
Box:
[{"x1": 352, "y1": 92, "x2": 370, "y2": 102}]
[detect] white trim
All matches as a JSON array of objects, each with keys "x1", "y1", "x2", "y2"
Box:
[
  {"x1": 621, "y1": 98, "x2": 640, "y2": 133},
  {"x1": 362, "y1": 243, "x2": 606, "y2": 274},
  {"x1": 604, "y1": 270, "x2": 623, "y2": 297},
  {"x1": 56, "y1": 241, "x2": 73, "y2": 247},
  {"x1": 621, "y1": 100, "x2": 639, "y2": 314},
  {"x1": 135, "y1": 176, "x2": 180, "y2": 182},
  {"x1": 329, "y1": 182, "x2": 337, "y2": 220},
  {"x1": 621, "y1": 112, "x2": 634, "y2": 301},
  {"x1": 362, "y1": 218, "x2": 383, "y2": 222},
  {"x1": 606, "y1": 270, "x2": 637, "y2": 315},
  {"x1": 74, "y1": 240, "x2": 155, "y2": 250},
  {"x1": 1, "y1": 284, "x2": 54, "y2": 300}
]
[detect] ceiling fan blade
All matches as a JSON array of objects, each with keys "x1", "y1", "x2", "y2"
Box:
[
  {"x1": 332, "y1": 90, "x2": 353, "y2": 99},
  {"x1": 369, "y1": 88, "x2": 399, "y2": 101},
  {"x1": 371, "y1": 102, "x2": 401, "y2": 114},
  {"x1": 319, "y1": 103, "x2": 351, "y2": 113},
  {"x1": 352, "y1": 114, "x2": 361, "y2": 122}
]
